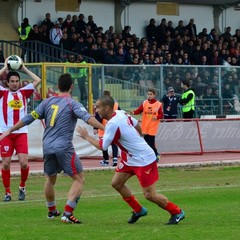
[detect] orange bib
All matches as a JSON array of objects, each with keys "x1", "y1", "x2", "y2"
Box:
[{"x1": 141, "y1": 100, "x2": 162, "y2": 135}]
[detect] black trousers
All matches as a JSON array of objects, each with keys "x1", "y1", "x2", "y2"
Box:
[
  {"x1": 144, "y1": 134, "x2": 158, "y2": 156},
  {"x1": 183, "y1": 110, "x2": 195, "y2": 119},
  {"x1": 102, "y1": 144, "x2": 118, "y2": 160},
  {"x1": 77, "y1": 76, "x2": 87, "y2": 101}
]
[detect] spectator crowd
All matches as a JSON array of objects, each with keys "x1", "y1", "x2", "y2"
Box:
[
  {"x1": 17, "y1": 13, "x2": 240, "y2": 115},
  {"x1": 19, "y1": 13, "x2": 240, "y2": 67}
]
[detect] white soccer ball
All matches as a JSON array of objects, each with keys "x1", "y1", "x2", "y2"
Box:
[{"x1": 7, "y1": 55, "x2": 23, "y2": 71}]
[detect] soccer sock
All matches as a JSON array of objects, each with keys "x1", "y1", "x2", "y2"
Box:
[
  {"x1": 47, "y1": 201, "x2": 56, "y2": 212},
  {"x1": 2, "y1": 169, "x2": 11, "y2": 194},
  {"x1": 164, "y1": 201, "x2": 181, "y2": 215},
  {"x1": 20, "y1": 166, "x2": 29, "y2": 188},
  {"x1": 64, "y1": 199, "x2": 78, "y2": 216},
  {"x1": 123, "y1": 195, "x2": 142, "y2": 213}
]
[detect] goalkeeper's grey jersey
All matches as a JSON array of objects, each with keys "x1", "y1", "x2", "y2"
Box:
[{"x1": 26, "y1": 95, "x2": 91, "y2": 154}]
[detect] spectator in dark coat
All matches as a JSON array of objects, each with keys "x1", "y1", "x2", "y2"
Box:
[
  {"x1": 161, "y1": 87, "x2": 180, "y2": 119},
  {"x1": 61, "y1": 14, "x2": 73, "y2": 35},
  {"x1": 86, "y1": 15, "x2": 98, "y2": 34},
  {"x1": 146, "y1": 18, "x2": 157, "y2": 44},
  {"x1": 75, "y1": 13, "x2": 87, "y2": 35},
  {"x1": 185, "y1": 18, "x2": 197, "y2": 37},
  {"x1": 75, "y1": 36, "x2": 88, "y2": 54},
  {"x1": 41, "y1": 13, "x2": 54, "y2": 36}
]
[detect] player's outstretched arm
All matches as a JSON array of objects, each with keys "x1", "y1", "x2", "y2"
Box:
[
  {"x1": 77, "y1": 126, "x2": 101, "y2": 150},
  {"x1": 0, "y1": 58, "x2": 9, "y2": 77},
  {"x1": 0, "y1": 120, "x2": 25, "y2": 141},
  {"x1": 0, "y1": 129, "x2": 11, "y2": 141},
  {"x1": 0, "y1": 110, "x2": 38, "y2": 141},
  {"x1": 21, "y1": 65, "x2": 41, "y2": 88},
  {"x1": 87, "y1": 116, "x2": 104, "y2": 130}
]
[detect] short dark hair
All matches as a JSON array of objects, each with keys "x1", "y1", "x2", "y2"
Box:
[
  {"x1": 6, "y1": 71, "x2": 20, "y2": 82},
  {"x1": 182, "y1": 79, "x2": 190, "y2": 88},
  {"x1": 58, "y1": 73, "x2": 73, "y2": 92},
  {"x1": 103, "y1": 90, "x2": 110, "y2": 96},
  {"x1": 98, "y1": 95, "x2": 114, "y2": 109},
  {"x1": 23, "y1": 18, "x2": 29, "y2": 24}
]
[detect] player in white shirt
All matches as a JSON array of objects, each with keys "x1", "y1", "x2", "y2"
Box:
[
  {"x1": 77, "y1": 95, "x2": 185, "y2": 225},
  {"x1": 0, "y1": 57, "x2": 41, "y2": 202}
]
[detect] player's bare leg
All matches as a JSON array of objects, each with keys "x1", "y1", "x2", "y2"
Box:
[
  {"x1": 45, "y1": 175, "x2": 57, "y2": 203},
  {"x1": 67, "y1": 172, "x2": 84, "y2": 202},
  {"x1": 112, "y1": 172, "x2": 147, "y2": 223},
  {"x1": 111, "y1": 172, "x2": 132, "y2": 197},
  {"x1": 45, "y1": 175, "x2": 61, "y2": 219},
  {"x1": 142, "y1": 183, "x2": 168, "y2": 207},
  {"x1": 142, "y1": 183, "x2": 185, "y2": 224},
  {"x1": 61, "y1": 172, "x2": 84, "y2": 224}
]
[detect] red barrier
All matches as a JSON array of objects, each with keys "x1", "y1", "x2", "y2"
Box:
[{"x1": 156, "y1": 118, "x2": 240, "y2": 155}]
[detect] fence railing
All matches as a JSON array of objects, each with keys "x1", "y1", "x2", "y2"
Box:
[
  {"x1": 0, "y1": 40, "x2": 95, "y2": 63},
  {"x1": 95, "y1": 64, "x2": 240, "y2": 117},
  {"x1": 0, "y1": 62, "x2": 239, "y2": 117}
]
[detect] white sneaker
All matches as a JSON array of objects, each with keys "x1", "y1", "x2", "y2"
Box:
[
  {"x1": 100, "y1": 160, "x2": 109, "y2": 166},
  {"x1": 61, "y1": 213, "x2": 82, "y2": 224}
]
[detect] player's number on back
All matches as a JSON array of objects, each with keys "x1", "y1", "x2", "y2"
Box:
[{"x1": 50, "y1": 104, "x2": 59, "y2": 126}]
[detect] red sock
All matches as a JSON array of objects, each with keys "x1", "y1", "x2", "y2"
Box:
[
  {"x1": 1, "y1": 169, "x2": 11, "y2": 194},
  {"x1": 48, "y1": 206, "x2": 56, "y2": 212},
  {"x1": 20, "y1": 166, "x2": 29, "y2": 188},
  {"x1": 64, "y1": 205, "x2": 74, "y2": 213},
  {"x1": 164, "y1": 201, "x2": 181, "y2": 215},
  {"x1": 123, "y1": 195, "x2": 142, "y2": 213}
]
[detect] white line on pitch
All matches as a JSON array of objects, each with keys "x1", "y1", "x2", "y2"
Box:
[{"x1": 0, "y1": 184, "x2": 239, "y2": 205}]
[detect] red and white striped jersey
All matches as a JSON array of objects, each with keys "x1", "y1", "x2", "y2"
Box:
[{"x1": 0, "y1": 83, "x2": 35, "y2": 133}]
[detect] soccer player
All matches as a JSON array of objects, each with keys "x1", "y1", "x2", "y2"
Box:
[
  {"x1": 77, "y1": 95, "x2": 185, "y2": 225},
  {"x1": 130, "y1": 88, "x2": 163, "y2": 161},
  {"x1": 0, "y1": 57, "x2": 41, "y2": 201},
  {"x1": 0, "y1": 73, "x2": 104, "y2": 224}
]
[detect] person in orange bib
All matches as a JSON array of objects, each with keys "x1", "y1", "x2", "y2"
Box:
[{"x1": 130, "y1": 88, "x2": 163, "y2": 161}]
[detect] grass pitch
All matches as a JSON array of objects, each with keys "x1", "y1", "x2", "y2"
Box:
[{"x1": 0, "y1": 165, "x2": 239, "y2": 240}]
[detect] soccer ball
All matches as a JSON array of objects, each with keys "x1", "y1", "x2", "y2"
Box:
[{"x1": 7, "y1": 55, "x2": 23, "y2": 71}]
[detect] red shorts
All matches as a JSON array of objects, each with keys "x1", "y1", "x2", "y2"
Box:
[
  {"x1": 0, "y1": 133, "x2": 28, "y2": 157},
  {"x1": 116, "y1": 160, "x2": 159, "y2": 188}
]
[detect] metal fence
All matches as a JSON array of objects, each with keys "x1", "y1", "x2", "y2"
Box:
[
  {"x1": 0, "y1": 40, "x2": 95, "y2": 63},
  {"x1": 0, "y1": 61, "x2": 239, "y2": 117},
  {"x1": 95, "y1": 64, "x2": 240, "y2": 117}
]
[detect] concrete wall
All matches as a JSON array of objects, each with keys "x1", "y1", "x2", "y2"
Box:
[
  {"x1": 0, "y1": 0, "x2": 234, "y2": 40},
  {"x1": 4, "y1": 0, "x2": 240, "y2": 40}
]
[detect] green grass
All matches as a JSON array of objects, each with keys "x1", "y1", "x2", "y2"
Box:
[{"x1": 1, "y1": 166, "x2": 240, "y2": 240}]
